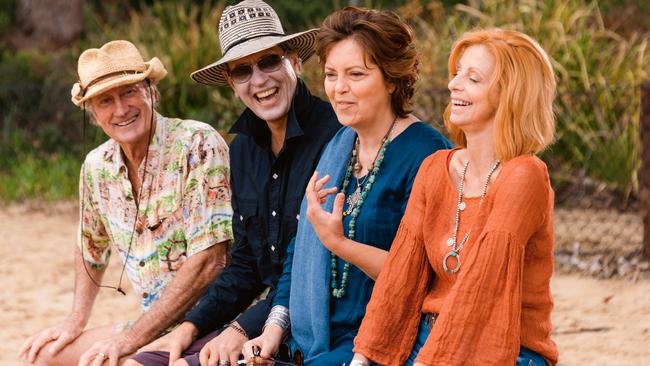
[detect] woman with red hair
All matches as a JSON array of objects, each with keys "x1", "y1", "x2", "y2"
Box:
[{"x1": 352, "y1": 29, "x2": 558, "y2": 366}]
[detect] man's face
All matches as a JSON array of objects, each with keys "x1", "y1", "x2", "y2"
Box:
[
  {"x1": 227, "y1": 46, "x2": 300, "y2": 125},
  {"x1": 89, "y1": 82, "x2": 155, "y2": 151}
]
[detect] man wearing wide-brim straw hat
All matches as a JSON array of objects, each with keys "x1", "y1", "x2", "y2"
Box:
[
  {"x1": 132, "y1": 1, "x2": 341, "y2": 366},
  {"x1": 19, "y1": 40, "x2": 234, "y2": 366}
]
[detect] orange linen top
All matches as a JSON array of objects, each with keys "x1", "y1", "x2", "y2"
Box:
[{"x1": 354, "y1": 149, "x2": 558, "y2": 366}]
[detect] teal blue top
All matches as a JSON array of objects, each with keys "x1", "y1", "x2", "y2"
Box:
[{"x1": 276, "y1": 122, "x2": 452, "y2": 365}]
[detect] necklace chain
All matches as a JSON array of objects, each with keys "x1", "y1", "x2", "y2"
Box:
[
  {"x1": 443, "y1": 158, "x2": 500, "y2": 273},
  {"x1": 331, "y1": 116, "x2": 398, "y2": 299},
  {"x1": 343, "y1": 118, "x2": 398, "y2": 217}
]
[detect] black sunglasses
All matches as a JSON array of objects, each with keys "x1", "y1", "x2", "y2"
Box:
[{"x1": 229, "y1": 53, "x2": 286, "y2": 84}]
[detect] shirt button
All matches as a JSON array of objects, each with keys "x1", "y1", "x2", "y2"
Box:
[
  {"x1": 271, "y1": 245, "x2": 276, "y2": 252},
  {"x1": 142, "y1": 292, "x2": 148, "y2": 299},
  {"x1": 296, "y1": 214, "x2": 300, "y2": 221},
  {"x1": 272, "y1": 210, "x2": 276, "y2": 217},
  {"x1": 139, "y1": 260, "x2": 145, "y2": 267},
  {"x1": 272, "y1": 173, "x2": 278, "y2": 180},
  {"x1": 240, "y1": 215, "x2": 244, "y2": 221}
]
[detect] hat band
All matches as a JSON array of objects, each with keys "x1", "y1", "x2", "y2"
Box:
[
  {"x1": 222, "y1": 32, "x2": 285, "y2": 57},
  {"x1": 81, "y1": 70, "x2": 143, "y2": 96}
]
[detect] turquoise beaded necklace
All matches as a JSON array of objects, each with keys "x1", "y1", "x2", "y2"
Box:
[{"x1": 330, "y1": 117, "x2": 398, "y2": 299}]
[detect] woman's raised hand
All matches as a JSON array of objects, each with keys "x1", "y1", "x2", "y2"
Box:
[{"x1": 305, "y1": 171, "x2": 346, "y2": 252}]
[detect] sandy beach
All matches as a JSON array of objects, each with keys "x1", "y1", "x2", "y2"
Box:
[{"x1": 2, "y1": 202, "x2": 649, "y2": 365}]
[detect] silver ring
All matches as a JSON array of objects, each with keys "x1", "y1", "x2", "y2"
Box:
[
  {"x1": 98, "y1": 352, "x2": 106, "y2": 358},
  {"x1": 218, "y1": 361, "x2": 231, "y2": 366}
]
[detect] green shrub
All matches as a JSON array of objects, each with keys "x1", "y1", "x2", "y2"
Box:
[
  {"x1": 86, "y1": 0, "x2": 242, "y2": 133},
  {"x1": 0, "y1": 150, "x2": 80, "y2": 201},
  {"x1": 0, "y1": 0, "x2": 15, "y2": 36},
  {"x1": 0, "y1": 0, "x2": 647, "y2": 202},
  {"x1": 402, "y1": 0, "x2": 649, "y2": 203},
  {"x1": 86, "y1": 0, "x2": 433, "y2": 132}
]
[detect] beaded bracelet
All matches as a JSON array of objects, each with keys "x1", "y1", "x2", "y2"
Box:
[{"x1": 228, "y1": 321, "x2": 249, "y2": 339}]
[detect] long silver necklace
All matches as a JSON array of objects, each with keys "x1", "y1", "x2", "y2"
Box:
[
  {"x1": 332, "y1": 117, "x2": 397, "y2": 298},
  {"x1": 443, "y1": 159, "x2": 500, "y2": 273},
  {"x1": 344, "y1": 171, "x2": 369, "y2": 217},
  {"x1": 343, "y1": 116, "x2": 398, "y2": 217}
]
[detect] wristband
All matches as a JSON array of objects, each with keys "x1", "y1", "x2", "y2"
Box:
[{"x1": 228, "y1": 321, "x2": 249, "y2": 339}]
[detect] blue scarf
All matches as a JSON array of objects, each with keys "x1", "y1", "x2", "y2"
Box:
[{"x1": 289, "y1": 126, "x2": 356, "y2": 361}]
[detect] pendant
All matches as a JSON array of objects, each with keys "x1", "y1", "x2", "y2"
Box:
[
  {"x1": 353, "y1": 162, "x2": 362, "y2": 174},
  {"x1": 443, "y1": 250, "x2": 461, "y2": 273},
  {"x1": 344, "y1": 186, "x2": 362, "y2": 216},
  {"x1": 446, "y1": 237, "x2": 454, "y2": 247}
]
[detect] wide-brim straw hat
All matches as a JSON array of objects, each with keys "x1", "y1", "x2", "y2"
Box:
[
  {"x1": 191, "y1": 0, "x2": 318, "y2": 87},
  {"x1": 71, "y1": 40, "x2": 167, "y2": 107}
]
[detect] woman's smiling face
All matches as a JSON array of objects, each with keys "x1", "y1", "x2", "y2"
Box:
[
  {"x1": 447, "y1": 44, "x2": 499, "y2": 133},
  {"x1": 323, "y1": 38, "x2": 395, "y2": 129}
]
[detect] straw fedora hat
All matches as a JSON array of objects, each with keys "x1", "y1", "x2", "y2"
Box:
[
  {"x1": 71, "y1": 40, "x2": 167, "y2": 107},
  {"x1": 191, "y1": 0, "x2": 318, "y2": 87}
]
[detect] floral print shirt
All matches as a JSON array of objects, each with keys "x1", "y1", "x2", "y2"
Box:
[{"x1": 78, "y1": 114, "x2": 233, "y2": 311}]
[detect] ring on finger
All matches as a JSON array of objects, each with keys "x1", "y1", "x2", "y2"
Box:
[
  {"x1": 98, "y1": 352, "x2": 106, "y2": 358},
  {"x1": 218, "y1": 360, "x2": 231, "y2": 366}
]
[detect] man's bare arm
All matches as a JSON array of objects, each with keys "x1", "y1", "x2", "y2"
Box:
[
  {"x1": 70, "y1": 247, "x2": 104, "y2": 325},
  {"x1": 19, "y1": 247, "x2": 105, "y2": 361},
  {"x1": 121, "y1": 243, "x2": 228, "y2": 350},
  {"x1": 78, "y1": 242, "x2": 228, "y2": 366}
]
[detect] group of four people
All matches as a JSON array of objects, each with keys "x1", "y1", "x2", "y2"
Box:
[{"x1": 19, "y1": 1, "x2": 558, "y2": 365}]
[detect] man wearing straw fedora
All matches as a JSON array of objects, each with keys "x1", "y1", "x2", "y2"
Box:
[
  {"x1": 19, "y1": 40, "x2": 234, "y2": 366},
  {"x1": 132, "y1": 1, "x2": 340, "y2": 365}
]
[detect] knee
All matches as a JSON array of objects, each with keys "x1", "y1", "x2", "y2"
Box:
[
  {"x1": 171, "y1": 359, "x2": 190, "y2": 366},
  {"x1": 25, "y1": 352, "x2": 58, "y2": 366},
  {"x1": 123, "y1": 360, "x2": 145, "y2": 366}
]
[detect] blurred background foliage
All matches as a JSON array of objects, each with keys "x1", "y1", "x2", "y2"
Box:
[{"x1": 0, "y1": 0, "x2": 648, "y2": 204}]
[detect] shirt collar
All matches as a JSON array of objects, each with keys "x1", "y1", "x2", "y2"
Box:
[
  {"x1": 109, "y1": 113, "x2": 165, "y2": 175},
  {"x1": 229, "y1": 79, "x2": 312, "y2": 147}
]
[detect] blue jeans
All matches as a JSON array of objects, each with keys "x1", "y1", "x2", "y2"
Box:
[{"x1": 404, "y1": 316, "x2": 548, "y2": 366}]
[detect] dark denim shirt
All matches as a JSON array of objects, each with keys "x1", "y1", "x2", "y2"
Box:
[{"x1": 185, "y1": 79, "x2": 341, "y2": 337}]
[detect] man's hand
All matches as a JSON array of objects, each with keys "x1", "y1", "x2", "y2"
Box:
[
  {"x1": 18, "y1": 317, "x2": 84, "y2": 363},
  {"x1": 77, "y1": 333, "x2": 136, "y2": 366},
  {"x1": 199, "y1": 323, "x2": 248, "y2": 366},
  {"x1": 138, "y1": 321, "x2": 198, "y2": 366}
]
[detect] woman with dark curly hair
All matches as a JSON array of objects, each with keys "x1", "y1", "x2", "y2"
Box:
[{"x1": 242, "y1": 6, "x2": 451, "y2": 366}]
